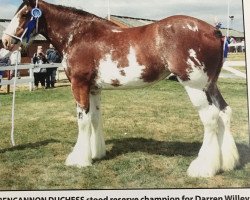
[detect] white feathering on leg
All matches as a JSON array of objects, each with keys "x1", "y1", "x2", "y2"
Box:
[
  {"x1": 65, "y1": 105, "x2": 92, "y2": 167},
  {"x1": 218, "y1": 106, "x2": 239, "y2": 171}
]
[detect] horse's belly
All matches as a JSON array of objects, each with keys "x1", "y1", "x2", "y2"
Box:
[
  {"x1": 95, "y1": 59, "x2": 151, "y2": 89},
  {"x1": 95, "y1": 62, "x2": 169, "y2": 89},
  {"x1": 95, "y1": 46, "x2": 169, "y2": 89}
]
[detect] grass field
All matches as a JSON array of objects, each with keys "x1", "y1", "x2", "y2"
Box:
[
  {"x1": 227, "y1": 53, "x2": 246, "y2": 61},
  {"x1": 0, "y1": 78, "x2": 249, "y2": 189}
]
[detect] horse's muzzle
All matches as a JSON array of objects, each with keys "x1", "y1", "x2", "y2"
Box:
[{"x1": 2, "y1": 34, "x2": 20, "y2": 50}]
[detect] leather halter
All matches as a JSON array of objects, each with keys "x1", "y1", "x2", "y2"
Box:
[{"x1": 3, "y1": 0, "x2": 42, "y2": 43}]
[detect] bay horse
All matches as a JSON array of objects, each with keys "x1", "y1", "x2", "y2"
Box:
[{"x1": 2, "y1": 0, "x2": 239, "y2": 177}]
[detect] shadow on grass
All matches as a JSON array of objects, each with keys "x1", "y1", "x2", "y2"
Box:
[
  {"x1": 0, "y1": 139, "x2": 60, "y2": 154},
  {"x1": 106, "y1": 137, "x2": 250, "y2": 168},
  {"x1": 237, "y1": 143, "x2": 250, "y2": 169},
  {"x1": 106, "y1": 137, "x2": 201, "y2": 158}
]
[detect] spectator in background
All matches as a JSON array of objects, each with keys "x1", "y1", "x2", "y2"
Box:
[
  {"x1": 46, "y1": 44, "x2": 61, "y2": 88},
  {"x1": 223, "y1": 37, "x2": 229, "y2": 62},
  {"x1": 0, "y1": 48, "x2": 11, "y2": 90},
  {"x1": 10, "y1": 46, "x2": 22, "y2": 79},
  {"x1": 32, "y1": 46, "x2": 48, "y2": 89},
  {"x1": 241, "y1": 39, "x2": 245, "y2": 52}
]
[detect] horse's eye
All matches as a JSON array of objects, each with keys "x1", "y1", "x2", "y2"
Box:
[{"x1": 21, "y1": 12, "x2": 31, "y2": 18}]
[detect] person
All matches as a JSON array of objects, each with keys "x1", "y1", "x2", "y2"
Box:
[
  {"x1": 32, "y1": 46, "x2": 48, "y2": 89},
  {"x1": 10, "y1": 46, "x2": 22, "y2": 79},
  {"x1": 45, "y1": 44, "x2": 61, "y2": 88},
  {"x1": 241, "y1": 39, "x2": 245, "y2": 52},
  {"x1": 223, "y1": 36, "x2": 229, "y2": 62},
  {"x1": 0, "y1": 48, "x2": 11, "y2": 90}
]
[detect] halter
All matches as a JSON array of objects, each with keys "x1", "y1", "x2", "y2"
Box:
[{"x1": 4, "y1": 0, "x2": 42, "y2": 43}]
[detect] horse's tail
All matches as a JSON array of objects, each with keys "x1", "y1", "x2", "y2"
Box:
[{"x1": 213, "y1": 29, "x2": 225, "y2": 82}]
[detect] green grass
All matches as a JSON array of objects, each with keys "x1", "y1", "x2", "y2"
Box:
[
  {"x1": 227, "y1": 53, "x2": 246, "y2": 61},
  {"x1": 0, "y1": 78, "x2": 249, "y2": 189}
]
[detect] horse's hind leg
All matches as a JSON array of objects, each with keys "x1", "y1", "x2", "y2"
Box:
[
  {"x1": 207, "y1": 84, "x2": 239, "y2": 171},
  {"x1": 183, "y1": 85, "x2": 221, "y2": 177}
]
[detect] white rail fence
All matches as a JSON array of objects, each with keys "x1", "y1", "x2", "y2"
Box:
[
  {"x1": 0, "y1": 63, "x2": 64, "y2": 92},
  {"x1": 222, "y1": 60, "x2": 246, "y2": 79}
]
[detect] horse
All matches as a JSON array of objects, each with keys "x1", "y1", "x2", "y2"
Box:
[{"x1": 2, "y1": 0, "x2": 239, "y2": 177}]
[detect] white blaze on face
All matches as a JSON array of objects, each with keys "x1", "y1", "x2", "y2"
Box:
[
  {"x1": 96, "y1": 46, "x2": 146, "y2": 89},
  {"x1": 4, "y1": 6, "x2": 26, "y2": 37}
]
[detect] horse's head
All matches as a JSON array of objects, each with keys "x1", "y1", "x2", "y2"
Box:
[{"x1": 2, "y1": 0, "x2": 42, "y2": 51}]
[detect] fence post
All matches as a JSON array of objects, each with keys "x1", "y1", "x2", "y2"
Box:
[
  {"x1": 29, "y1": 65, "x2": 34, "y2": 91},
  {"x1": 7, "y1": 70, "x2": 11, "y2": 94}
]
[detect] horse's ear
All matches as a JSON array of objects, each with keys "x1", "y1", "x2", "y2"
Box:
[{"x1": 23, "y1": 0, "x2": 36, "y2": 7}]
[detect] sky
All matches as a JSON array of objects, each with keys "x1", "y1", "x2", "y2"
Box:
[{"x1": 0, "y1": 0, "x2": 244, "y2": 32}]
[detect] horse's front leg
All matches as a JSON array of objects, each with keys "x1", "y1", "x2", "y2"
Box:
[
  {"x1": 66, "y1": 83, "x2": 93, "y2": 167},
  {"x1": 90, "y1": 90, "x2": 106, "y2": 160}
]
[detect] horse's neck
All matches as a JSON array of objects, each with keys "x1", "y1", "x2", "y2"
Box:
[{"x1": 39, "y1": 1, "x2": 111, "y2": 53}]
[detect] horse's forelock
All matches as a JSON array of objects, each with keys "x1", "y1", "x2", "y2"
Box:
[
  {"x1": 15, "y1": 2, "x2": 28, "y2": 15},
  {"x1": 16, "y1": 0, "x2": 38, "y2": 15}
]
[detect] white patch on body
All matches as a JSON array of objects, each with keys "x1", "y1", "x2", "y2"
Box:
[
  {"x1": 166, "y1": 25, "x2": 172, "y2": 28},
  {"x1": 188, "y1": 49, "x2": 201, "y2": 65},
  {"x1": 185, "y1": 60, "x2": 208, "y2": 89},
  {"x1": 112, "y1": 29, "x2": 123, "y2": 33},
  {"x1": 186, "y1": 23, "x2": 198, "y2": 32},
  {"x1": 184, "y1": 49, "x2": 207, "y2": 88},
  {"x1": 155, "y1": 34, "x2": 162, "y2": 48},
  {"x1": 67, "y1": 34, "x2": 74, "y2": 47},
  {"x1": 96, "y1": 46, "x2": 146, "y2": 89}
]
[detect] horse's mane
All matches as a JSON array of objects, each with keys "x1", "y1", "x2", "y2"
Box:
[
  {"x1": 48, "y1": 2, "x2": 116, "y2": 26},
  {"x1": 17, "y1": 0, "x2": 102, "y2": 20},
  {"x1": 48, "y1": 2, "x2": 105, "y2": 21},
  {"x1": 56, "y1": 4, "x2": 97, "y2": 18}
]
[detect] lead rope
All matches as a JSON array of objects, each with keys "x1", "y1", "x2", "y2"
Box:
[
  {"x1": 10, "y1": 51, "x2": 19, "y2": 146},
  {"x1": 10, "y1": 0, "x2": 41, "y2": 147},
  {"x1": 35, "y1": 0, "x2": 39, "y2": 33}
]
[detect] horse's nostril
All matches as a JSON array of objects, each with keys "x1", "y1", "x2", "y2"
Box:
[{"x1": 3, "y1": 40, "x2": 9, "y2": 48}]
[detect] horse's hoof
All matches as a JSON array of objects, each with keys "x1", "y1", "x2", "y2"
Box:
[
  {"x1": 187, "y1": 157, "x2": 220, "y2": 177},
  {"x1": 221, "y1": 152, "x2": 240, "y2": 171},
  {"x1": 92, "y1": 151, "x2": 106, "y2": 160},
  {"x1": 65, "y1": 152, "x2": 92, "y2": 167}
]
